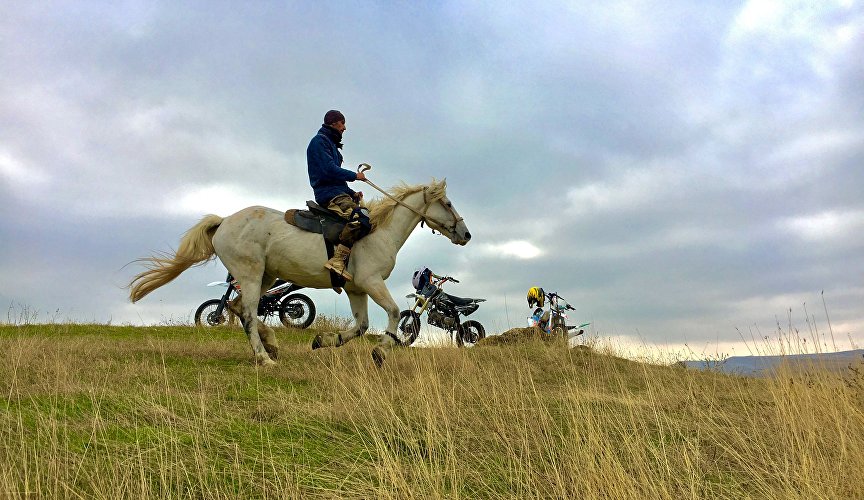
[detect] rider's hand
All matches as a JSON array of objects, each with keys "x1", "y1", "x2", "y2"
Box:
[{"x1": 355, "y1": 171, "x2": 367, "y2": 181}]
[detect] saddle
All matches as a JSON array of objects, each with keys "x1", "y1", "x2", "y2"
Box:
[
  {"x1": 285, "y1": 201, "x2": 349, "y2": 288},
  {"x1": 284, "y1": 201, "x2": 347, "y2": 246}
]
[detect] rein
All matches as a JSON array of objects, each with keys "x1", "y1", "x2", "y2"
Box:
[{"x1": 356, "y1": 164, "x2": 463, "y2": 234}]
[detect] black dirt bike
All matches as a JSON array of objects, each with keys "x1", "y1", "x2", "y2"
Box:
[
  {"x1": 194, "y1": 274, "x2": 316, "y2": 329},
  {"x1": 396, "y1": 276, "x2": 486, "y2": 347}
]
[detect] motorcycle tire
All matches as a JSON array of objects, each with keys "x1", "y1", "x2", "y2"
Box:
[
  {"x1": 550, "y1": 315, "x2": 567, "y2": 338},
  {"x1": 195, "y1": 299, "x2": 231, "y2": 327},
  {"x1": 396, "y1": 310, "x2": 421, "y2": 346},
  {"x1": 278, "y1": 293, "x2": 316, "y2": 329},
  {"x1": 549, "y1": 316, "x2": 567, "y2": 339},
  {"x1": 457, "y1": 320, "x2": 485, "y2": 347}
]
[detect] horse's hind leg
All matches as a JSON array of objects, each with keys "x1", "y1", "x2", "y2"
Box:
[
  {"x1": 259, "y1": 323, "x2": 279, "y2": 360},
  {"x1": 258, "y1": 274, "x2": 279, "y2": 360},
  {"x1": 235, "y1": 274, "x2": 274, "y2": 366}
]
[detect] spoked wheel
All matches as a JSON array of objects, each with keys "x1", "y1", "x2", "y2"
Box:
[
  {"x1": 278, "y1": 293, "x2": 316, "y2": 329},
  {"x1": 456, "y1": 320, "x2": 485, "y2": 347},
  {"x1": 550, "y1": 316, "x2": 567, "y2": 338},
  {"x1": 259, "y1": 311, "x2": 284, "y2": 329},
  {"x1": 396, "y1": 310, "x2": 421, "y2": 346},
  {"x1": 195, "y1": 299, "x2": 230, "y2": 327}
]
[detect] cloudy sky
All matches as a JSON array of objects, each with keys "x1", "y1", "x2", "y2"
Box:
[{"x1": 2, "y1": 0, "x2": 862, "y2": 357}]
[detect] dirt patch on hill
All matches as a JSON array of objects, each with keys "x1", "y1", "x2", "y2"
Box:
[{"x1": 477, "y1": 327, "x2": 562, "y2": 347}]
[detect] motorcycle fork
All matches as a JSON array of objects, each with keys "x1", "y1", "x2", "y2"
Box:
[
  {"x1": 215, "y1": 284, "x2": 236, "y2": 317},
  {"x1": 412, "y1": 295, "x2": 434, "y2": 317}
]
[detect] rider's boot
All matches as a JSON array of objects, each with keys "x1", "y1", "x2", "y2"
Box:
[{"x1": 324, "y1": 244, "x2": 353, "y2": 281}]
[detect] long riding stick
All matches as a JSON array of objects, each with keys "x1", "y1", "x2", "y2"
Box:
[{"x1": 355, "y1": 163, "x2": 428, "y2": 219}]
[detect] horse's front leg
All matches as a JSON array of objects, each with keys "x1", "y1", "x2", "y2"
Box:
[
  {"x1": 312, "y1": 291, "x2": 369, "y2": 350},
  {"x1": 363, "y1": 279, "x2": 403, "y2": 367}
]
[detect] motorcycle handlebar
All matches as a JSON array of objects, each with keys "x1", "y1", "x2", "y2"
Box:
[{"x1": 445, "y1": 276, "x2": 460, "y2": 283}]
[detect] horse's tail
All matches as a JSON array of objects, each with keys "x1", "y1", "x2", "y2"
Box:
[{"x1": 128, "y1": 214, "x2": 223, "y2": 303}]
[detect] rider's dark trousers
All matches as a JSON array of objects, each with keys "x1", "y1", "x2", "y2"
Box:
[{"x1": 326, "y1": 194, "x2": 371, "y2": 247}]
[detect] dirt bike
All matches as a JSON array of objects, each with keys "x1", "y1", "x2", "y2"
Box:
[
  {"x1": 530, "y1": 291, "x2": 589, "y2": 338},
  {"x1": 396, "y1": 276, "x2": 486, "y2": 347},
  {"x1": 194, "y1": 274, "x2": 316, "y2": 329}
]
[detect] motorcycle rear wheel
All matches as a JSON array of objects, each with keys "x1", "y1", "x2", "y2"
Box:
[
  {"x1": 457, "y1": 320, "x2": 485, "y2": 347},
  {"x1": 278, "y1": 293, "x2": 316, "y2": 329}
]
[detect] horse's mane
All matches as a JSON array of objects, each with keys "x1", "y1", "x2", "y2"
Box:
[{"x1": 366, "y1": 178, "x2": 447, "y2": 228}]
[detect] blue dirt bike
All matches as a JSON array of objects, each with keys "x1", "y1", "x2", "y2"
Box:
[{"x1": 529, "y1": 291, "x2": 590, "y2": 338}]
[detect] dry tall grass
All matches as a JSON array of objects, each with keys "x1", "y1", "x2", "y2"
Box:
[{"x1": 1, "y1": 323, "x2": 862, "y2": 498}]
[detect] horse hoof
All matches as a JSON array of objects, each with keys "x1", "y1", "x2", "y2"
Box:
[
  {"x1": 264, "y1": 345, "x2": 279, "y2": 360},
  {"x1": 372, "y1": 346, "x2": 386, "y2": 368},
  {"x1": 257, "y1": 356, "x2": 276, "y2": 367},
  {"x1": 311, "y1": 335, "x2": 323, "y2": 350}
]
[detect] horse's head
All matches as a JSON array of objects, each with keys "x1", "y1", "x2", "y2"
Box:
[
  {"x1": 419, "y1": 182, "x2": 471, "y2": 246},
  {"x1": 412, "y1": 179, "x2": 471, "y2": 245},
  {"x1": 366, "y1": 178, "x2": 471, "y2": 245}
]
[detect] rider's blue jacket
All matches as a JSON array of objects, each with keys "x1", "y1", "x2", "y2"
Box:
[{"x1": 307, "y1": 126, "x2": 357, "y2": 206}]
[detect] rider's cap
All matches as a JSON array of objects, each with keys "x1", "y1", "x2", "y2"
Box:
[{"x1": 324, "y1": 110, "x2": 345, "y2": 125}]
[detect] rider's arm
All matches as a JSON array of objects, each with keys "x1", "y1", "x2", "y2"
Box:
[{"x1": 307, "y1": 135, "x2": 357, "y2": 184}]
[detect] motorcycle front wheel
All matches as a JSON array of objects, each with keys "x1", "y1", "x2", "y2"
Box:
[
  {"x1": 550, "y1": 315, "x2": 567, "y2": 338},
  {"x1": 278, "y1": 293, "x2": 316, "y2": 329},
  {"x1": 396, "y1": 310, "x2": 421, "y2": 346},
  {"x1": 195, "y1": 299, "x2": 232, "y2": 327},
  {"x1": 457, "y1": 320, "x2": 486, "y2": 347}
]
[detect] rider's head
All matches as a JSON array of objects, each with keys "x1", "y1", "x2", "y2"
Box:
[
  {"x1": 324, "y1": 110, "x2": 346, "y2": 132},
  {"x1": 527, "y1": 287, "x2": 545, "y2": 308}
]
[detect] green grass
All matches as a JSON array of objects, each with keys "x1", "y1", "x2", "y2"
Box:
[{"x1": 1, "y1": 322, "x2": 863, "y2": 498}]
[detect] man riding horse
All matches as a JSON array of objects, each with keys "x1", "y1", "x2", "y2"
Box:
[
  {"x1": 306, "y1": 110, "x2": 370, "y2": 281},
  {"x1": 129, "y1": 109, "x2": 472, "y2": 368}
]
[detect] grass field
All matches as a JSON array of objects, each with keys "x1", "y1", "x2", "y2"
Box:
[{"x1": 1, "y1": 320, "x2": 862, "y2": 499}]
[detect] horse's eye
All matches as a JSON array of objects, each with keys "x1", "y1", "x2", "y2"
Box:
[{"x1": 446, "y1": 202, "x2": 452, "y2": 207}]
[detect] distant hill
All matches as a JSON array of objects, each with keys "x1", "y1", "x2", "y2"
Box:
[{"x1": 680, "y1": 349, "x2": 864, "y2": 376}]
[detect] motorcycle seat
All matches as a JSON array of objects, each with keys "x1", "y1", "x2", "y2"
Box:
[{"x1": 443, "y1": 293, "x2": 485, "y2": 306}]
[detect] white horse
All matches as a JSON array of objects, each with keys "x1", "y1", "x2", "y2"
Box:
[{"x1": 128, "y1": 179, "x2": 470, "y2": 366}]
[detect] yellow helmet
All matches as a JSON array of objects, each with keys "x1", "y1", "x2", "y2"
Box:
[{"x1": 527, "y1": 287, "x2": 545, "y2": 308}]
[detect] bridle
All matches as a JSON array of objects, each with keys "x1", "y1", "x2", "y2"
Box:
[
  {"x1": 356, "y1": 164, "x2": 463, "y2": 238},
  {"x1": 417, "y1": 187, "x2": 464, "y2": 237}
]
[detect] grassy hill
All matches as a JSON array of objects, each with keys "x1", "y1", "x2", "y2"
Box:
[{"x1": 1, "y1": 322, "x2": 862, "y2": 499}]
